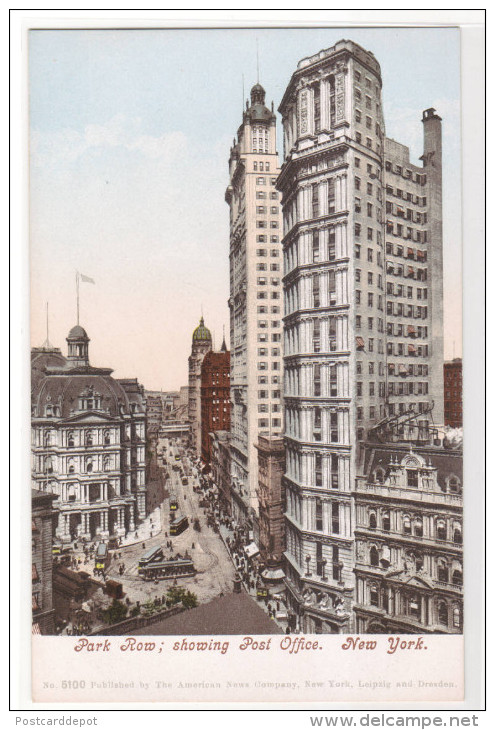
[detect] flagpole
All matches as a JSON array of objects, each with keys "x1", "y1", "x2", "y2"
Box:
[{"x1": 76, "y1": 271, "x2": 80, "y2": 325}]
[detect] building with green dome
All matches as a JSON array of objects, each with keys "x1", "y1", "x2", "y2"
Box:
[{"x1": 188, "y1": 317, "x2": 212, "y2": 455}]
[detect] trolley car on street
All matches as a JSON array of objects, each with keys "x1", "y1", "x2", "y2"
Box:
[
  {"x1": 169, "y1": 494, "x2": 179, "y2": 511},
  {"x1": 169, "y1": 514, "x2": 189, "y2": 536},
  {"x1": 138, "y1": 545, "x2": 164, "y2": 569},
  {"x1": 138, "y1": 555, "x2": 196, "y2": 581}
]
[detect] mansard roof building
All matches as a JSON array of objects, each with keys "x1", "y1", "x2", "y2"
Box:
[{"x1": 31, "y1": 326, "x2": 147, "y2": 543}]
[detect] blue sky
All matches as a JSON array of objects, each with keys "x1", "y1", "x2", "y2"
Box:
[{"x1": 29, "y1": 27, "x2": 461, "y2": 390}]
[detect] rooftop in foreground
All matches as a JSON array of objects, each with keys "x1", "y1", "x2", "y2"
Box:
[{"x1": 132, "y1": 591, "x2": 283, "y2": 636}]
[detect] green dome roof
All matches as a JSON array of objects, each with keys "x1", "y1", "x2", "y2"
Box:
[{"x1": 192, "y1": 316, "x2": 212, "y2": 342}]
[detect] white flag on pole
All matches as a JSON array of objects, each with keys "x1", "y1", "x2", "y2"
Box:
[{"x1": 80, "y1": 273, "x2": 95, "y2": 284}]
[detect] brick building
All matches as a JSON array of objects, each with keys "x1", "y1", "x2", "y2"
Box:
[
  {"x1": 200, "y1": 340, "x2": 231, "y2": 465},
  {"x1": 444, "y1": 359, "x2": 462, "y2": 428}
]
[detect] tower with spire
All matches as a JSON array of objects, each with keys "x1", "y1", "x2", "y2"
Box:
[
  {"x1": 188, "y1": 316, "x2": 212, "y2": 456},
  {"x1": 225, "y1": 79, "x2": 284, "y2": 532}
]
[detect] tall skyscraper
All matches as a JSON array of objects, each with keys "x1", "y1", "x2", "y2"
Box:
[
  {"x1": 188, "y1": 317, "x2": 212, "y2": 457},
  {"x1": 277, "y1": 40, "x2": 444, "y2": 632},
  {"x1": 225, "y1": 83, "x2": 284, "y2": 529}
]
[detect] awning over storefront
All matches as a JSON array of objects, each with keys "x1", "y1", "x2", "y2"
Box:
[
  {"x1": 244, "y1": 542, "x2": 260, "y2": 559},
  {"x1": 261, "y1": 567, "x2": 286, "y2": 581}
]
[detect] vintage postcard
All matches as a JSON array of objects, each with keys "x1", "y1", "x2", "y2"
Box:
[{"x1": 19, "y1": 15, "x2": 484, "y2": 709}]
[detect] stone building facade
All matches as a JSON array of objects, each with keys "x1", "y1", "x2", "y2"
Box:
[
  {"x1": 353, "y1": 442, "x2": 463, "y2": 634},
  {"x1": 225, "y1": 83, "x2": 284, "y2": 527},
  {"x1": 200, "y1": 342, "x2": 231, "y2": 465},
  {"x1": 188, "y1": 317, "x2": 212, "y2": 457},
  {"x1": 255, "y1": 436, "x2": 286, "y2": 568},
  {"x1": 210, "y1": 430, "x2": 232, "y2": 513},
  {"x1": 32, "y1": 489, "x2": 57, "y2": 635},
  {"x1": 277, "y1": 40, "x2": 445, "y2": 633},
  {"x1": 31, "y1": 326, "x2": 147, "y2": 543}
]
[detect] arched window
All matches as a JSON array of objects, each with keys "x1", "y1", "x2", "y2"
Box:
[
  {"x1": 86, "y1": 459, "x2": 93, "y2": 473},
  {"x1": 67, "y1": 459, "x2": 75, "y2": 475},
  {"x1": 453, "y1": 521, "x2": 462, "y2": 544},
  {"x1": 438, "y1": 601, "x2": 448, "y2": 626},
  {"x1": 453, "y1": 605, "x2": 462, "y2": 629},
  {"x1": 403, "y1": 515, "x2": 411, "y2": 535},
  {"x1": 370, "y1": 546, "x2": 379, "y2": 567},
  {"x1": 103, "y1": 457, "x2": 110, "y2": 472},
  {"x1": 452, "y1": 564, "x2": 463, "y2": 586},
  {"x1": 369, "y1": 512, "x2": 377, "y2": 529},
  {"x1": 44, "y1": 456, "x2": 53, "y2": 474},
  {"x1": 103, "y1": 430, "x2": 111, "y2": 446},
  {"x1": 85, "y1": 431, "x2": 93, "y2": 447},
  {"x1": 436, "y1": 519, "x2": 447, "y2": 541},
  {"x1": 438, "y1": 558, "x2": 449, "y2": 583},
  {"x1": 67, "y1": 431, "x2": 75, "y2": 448},
  {"x1": 374, "y1": 467, "x2": 386, "y2": 484},
  {"x1": 414, "y1": 517, "x2": 423, "y2": 537},
  {"x1": 382, "y1": 510, "x2": 391, "y2": 531},
  {"x1": 447, "y1": 475, "x2": 461, "y2": 494},
  {"x1": 43, "y1": 431, "x2": 51, "y2": 447}
]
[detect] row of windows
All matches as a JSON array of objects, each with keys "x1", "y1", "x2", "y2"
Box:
[
  {"x1": 256, "y1": 291, "x2": 280, "y2": 300},
  {"x1": 257, "y1": 306, "x2": 280, "y2": 313},
  {"x1": 256, "y1": 220, "x2": 279, "y2": 229},
  {"x1": 387, "y1": 381, "x2": 429, "y2": 395},
  {"x1": 385, "y1": 185, "x2": 427, "y2": 206},
  {"x1": 354, "y1": 224, "x2": 382, "y2": 242},
  {"x1": 354, "y1": 157, "x2": 381, "y2": 179},
  {"x1": 355, "y1": 315, "x2": 384, "y2": 333},
  {"x1": 256, "y1": 191, "x2": 278, "y2": 200},
  {"x1": 258, "y1": 361, "x2": 281, "y2": 371},
  {"x1": 258, "y1": 418, "x2": 281, "y2": 428},
  {"x1": 386, "y1": 242, "x2": 427, "y2": 261},
  {"x1": 355, "y1": 198, "x2": 381, "y2": 219},
  {"x1": 355, "y1": 246, "x2": 383, "y2": 265},
  {"x1": 256, "y1": 248, "x2": 280, "y2": 257},
  {"x1": 256, "y1": 235, "x2": 279, "y2": 243},
  {"x1": 386, "y1": 221, "x2": 428, "y2": 243},
  {"x1": 356, "y1": 270, "x2": 383, "y2": 288},
  {"x1": 252, "y1": 160, "x2": 270, "y2": 172},
  {"x1": 387, "y1": 323, "x2": 428, "y2": 338},
  {"x1": 355, "y1": 131, "x2": 380, "y2": 152},
  {"x1": 386, "y1": 201, "x2": 427, "y2": 224},
  {"x1": 256, "y1": 263, "x2": 279, "y2": 271},
  {"x1": 386, "y1": 303, "x2": 429, "y2": 320},
  {"x1": 256, "y1": 177, "x2": 278, "y2": 186},
  {"x1": 385, "y1": 161, "x2": 427, "y2": 185},
  {"x1": 257, "y1": 332, "x2": 281, "y2": 342},
  {"x1": 257, "y1": 348, "x2": 280, "y2": 356}
]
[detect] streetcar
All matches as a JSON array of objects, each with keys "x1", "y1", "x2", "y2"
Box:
[
  {"x1": 138, "y1": 556, "x2": 196, "y2": 581},
  {"x1": 138, "y1": 545, "x2": 164, "y2": 569},
  {"x1": 169, "y1": 494, "x2": 179, "y2": 511},
  {"x1": 94, "y1": 542, "x2": 111, "y2": 572},
  {"x1": 169, "y1": 514, "x2": 189, "y2": 536}
]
